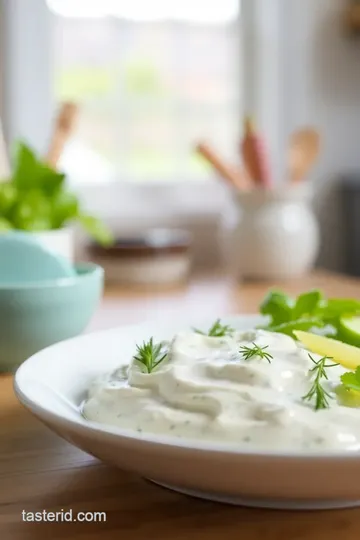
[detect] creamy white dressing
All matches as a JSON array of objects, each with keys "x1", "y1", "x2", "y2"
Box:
[{"x1": 83, "y1": 329, "x2": 360, "y2": 452}]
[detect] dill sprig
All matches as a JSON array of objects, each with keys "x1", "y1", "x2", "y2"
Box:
[
  {"x1": 239, "y1": 343, "x2": 273, "y2": 363},
  {"x1": 133, "y1": 338, "x2": 167, "y2": 374},
  {"x1": 193, "y1": 319, "x2": 235, "y2": 338},
  {"x1": 302, "y1": 354, "x2": 339, "y2": 410}
]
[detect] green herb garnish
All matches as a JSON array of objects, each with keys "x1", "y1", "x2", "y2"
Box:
[
  {"x1": 0, "y1": 141, "x2": 113, "y2": 245},
  {"x1": 302, "y1": 354, "x2": 339, "y2": 410},
  {"x1": 265, "y1": 318, "x2": 326, "y2": 337},
  {"x1": 133, "y1": 338, "x2": 167, "y2": 374},
  {"x1": 259, "y1": 289, "x2": 360, "y2": 340},
  {"x1": 340, "y1": 366, "x2": 360, "y2": 393},
  {"x1": 193, "y1": 319, "x2": 235, "y2": 338},
  {"x1": 260, "y1": 290, "x2": 295, "y2": 326},
  {"x1": 336, "y1": 367, "x2": 360, "y2": 408},
  {"x1": 336, "y1": 373, "x2": 360, "y2": 408},
  {"x1": 239, "y1": 343, "x2": 273, "y2": 363}
]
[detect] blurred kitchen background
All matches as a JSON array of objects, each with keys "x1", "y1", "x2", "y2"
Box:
[{"x1": 1, "y1": 0, "x2": 360, "y2": 277}]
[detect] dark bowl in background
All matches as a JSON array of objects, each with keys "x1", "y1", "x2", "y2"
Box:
[{"x1": 89, "y1": 228, "x2": 192, "y2": 286}]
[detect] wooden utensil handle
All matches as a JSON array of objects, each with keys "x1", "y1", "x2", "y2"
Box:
[
  {"x1": 241, "y1": 116, "x2": 272, "y2": 188},
  {"x1": 288, "y1": 128, "x2": 321, "y2": 184},
  {"x1": 196, "y1": 142, "x2": 248, "y2": 190},
  {"x1": 45, "y1": 102, "x2": 79, "y2": 169}
]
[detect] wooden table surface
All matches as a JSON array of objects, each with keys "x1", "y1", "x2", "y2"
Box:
[{"x1": 2, "y1": 271, "x2": 360, "y2": 540}]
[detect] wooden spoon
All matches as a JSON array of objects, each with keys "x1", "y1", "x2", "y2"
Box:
[
  {"x1": 196, "y1": 142, "x2": 249, "y2": 191},
  {"x1": 241, "y1": 116, "x2": 272, "y2": 188},
  {"x1": 288, "y1": 128, "x2": 321, "y2": 183},
  {"x1": 45, "y1": 102, "x2": 79, "y2": 169}
]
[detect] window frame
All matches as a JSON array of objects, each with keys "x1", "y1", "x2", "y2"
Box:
[{"x1": 0, "y1": 0, "x2": 286, "y2": 222}]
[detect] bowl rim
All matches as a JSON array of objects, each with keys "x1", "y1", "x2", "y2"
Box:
[
  {"x1": 89, "y1": 227, "x2": 192, "y2": 258},
  {"x1": 13, "y1": 315, "x2": 360, "y2": 461},
  {"x1": 232, "y1": 182, "x2": 314, "y2": 205},
  {"x1": 0, "y1": 262, "x2": 103, "y2": 290}
]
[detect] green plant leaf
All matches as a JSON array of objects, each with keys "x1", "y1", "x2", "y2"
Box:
[
  {"x1": 51, "y1": 190, "x2": 79, "y2": 228},
  {"x1": 0, "y1": 217, "x2": 13, "y2": 231},
  {"x1": 5, "y1": 139, "x2": 111, "y2": 237},
  {"x1": 322, "y1": 299, "x2": 360, "y2": 323},
  {"x1": 260, "y1": 290, "x2": 294, "y2": 326},
  {"x1": 340, "y1": 367, "x2": 360, "y2": 393},
  {"x1": 38, "y1": 169, "x2": 66, "y2": 196},
  {"x1": 78, "y1": 213, "x2": 114, "y2": 246},
  {"x1": 11, "y1": 190, "x2": 53, "y2": 231},
  {"x1": 266, "y1": 318, "x2": 326, "y2": 337},
  {"x1": 292, "y1": 290, "x2": 323, "y2": 320},
  {"x1": 336, "y1": 383, "x2": 360, "y2": 408},
  {"x1": 0, "y1": 183, "x2": 17, "y2": 216},
  {"x1": 12, "y1": 141, "x2": 65, "y2": 195},
  {"x1": 258, "y1": 288, "x2": 360, "y2": 346},
  {"x1": 11, "y1": 141, "x2": 38, "y2": 188}
]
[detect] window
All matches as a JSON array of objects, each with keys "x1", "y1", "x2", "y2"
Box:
[{"x1": 48, "y1": 0, "x2": 241, "y2": 184}]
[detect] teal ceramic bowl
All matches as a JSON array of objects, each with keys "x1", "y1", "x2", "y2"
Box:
[{"x1": 0, "y1": 263, "x2": 104, "y2": 372}]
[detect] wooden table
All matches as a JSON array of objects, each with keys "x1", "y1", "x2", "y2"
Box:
[{"x1": 2, "y1": 271, "x2": 360, "y2": 540}]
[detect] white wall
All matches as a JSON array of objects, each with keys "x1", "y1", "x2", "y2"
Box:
[
  {"x1": 0, "y1": 0, "x2": 54, "y2": 153},
  {"x1": 280, "y1": 0, "x2": 360, "y2": 270}
]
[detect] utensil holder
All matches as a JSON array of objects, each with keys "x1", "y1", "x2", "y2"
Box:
[{"x1": 222, "y1": 184, "x2": 320, "y2": 280}]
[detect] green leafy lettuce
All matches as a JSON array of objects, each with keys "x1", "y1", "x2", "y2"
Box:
[
  {"x1": 0, "y1": 141, "x2": 113, "y2": 245},
  {"x1": 259, "y1": 289, "x2": 360, "y2": 339},
  {"x1": 340, "y1": 367, "x2": 360, "y2": 393},
  {"x1": 336, "y1": 367, "x2": 360, "y2": 408}
]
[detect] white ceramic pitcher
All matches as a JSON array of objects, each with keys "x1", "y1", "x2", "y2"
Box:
[{"x1": 222, "y1": 184, "x2": 320, "y2": 280}]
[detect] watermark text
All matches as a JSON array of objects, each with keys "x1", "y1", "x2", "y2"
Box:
[{"x1": 21, "y1": 509, "x2": 106, "y2": 523}]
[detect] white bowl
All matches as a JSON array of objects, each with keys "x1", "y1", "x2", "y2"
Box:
[{"x1": 14, "y1": 315, "x2": 360, "y2": 510}]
